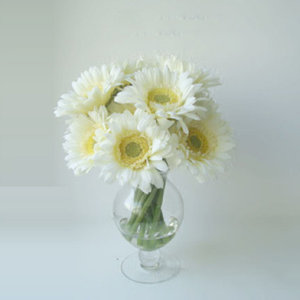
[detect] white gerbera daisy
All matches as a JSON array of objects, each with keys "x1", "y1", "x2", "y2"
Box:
[
  {"x1": 63, "y1": 106, "x2": 108, "y2": 175},
  {"x1": 55, "y1": 64, "x2": 125, "y2": 117},
  {"x1": 155, "y1": 55, "x2": 220, "y2": 90},
  {"x1": 115, "y1": 67, "x2": 205, "y2": 133},
  {"x1": 119, "y1": 57, "x2": 146, "y2": 78},
  {"x1": 96, "y1": 109, "x2": 176, "y2": 193},
  {"x1": 179, "y1": 100, "x2": 234, "y2": 182}
]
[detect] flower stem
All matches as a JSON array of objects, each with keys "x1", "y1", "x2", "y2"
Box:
[
  {"x1": 125, "y1": 175, "x2": 172, "y2": 250},
  {"x1": 126, "y1": 188, "x2": 148, "y2": 226},
  {"x1": 130, "y1": 187, "x2": 158, "y2": 234}
]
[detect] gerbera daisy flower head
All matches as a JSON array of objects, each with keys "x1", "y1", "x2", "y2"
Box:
[
  {"x1": 115, "y1": 66, "x2": 206, "y2": 133},
  {"x1": 96, "y1": 109, "x2": 178, "y2": 193},
  {"x1": 155, "y1": 55, "x2": 221, "y2": 91},
  {"x1": 119, "y1": 57, "x2": 146, "y2": 78},
  {"x1": 63, "y1": 106, "x2": 109, "y2": 175},
  {"x1": 55, "y1": 64, "x2": 125, "y2": 117},
  {"x1": 178, "y1": 100, "x2": 234, "y2": 182}
]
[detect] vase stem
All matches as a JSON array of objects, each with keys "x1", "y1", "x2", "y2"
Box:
[{"x1": 138, "y1": 249, "x2": 161, "y2": 270}]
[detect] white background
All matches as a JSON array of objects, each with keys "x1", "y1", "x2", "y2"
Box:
[{"x1": 1, "y1": 0, "x2": 300, "y2": 299}]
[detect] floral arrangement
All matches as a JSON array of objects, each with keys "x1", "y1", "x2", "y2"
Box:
[{"x1": 55, "y1": 55, "x2": 234, "y2": 250}]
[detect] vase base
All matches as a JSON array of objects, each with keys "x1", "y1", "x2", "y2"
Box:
[{"x1": 121, "y1": 251, "x2": 180, "y2": 284}]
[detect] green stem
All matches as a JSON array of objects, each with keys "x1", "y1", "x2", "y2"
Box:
[
  {"x1": 126, "y1": 188, "x2": 147, "y2": 226},
  {"x1": 125, "y1": 174, "x2": 170, "y2": 250},
  {"x1": 152, "y1": 183, "x2": 166, "y2": 228},
  {"x1": 137, "y1": 222, "x2": 146, "y2": 248},
  {"x1": 130, "y1": 187, "x2": 158, "y2": 234},
  {"x1": 147, "y1": 180, "x2": 167, "y2": 249}
]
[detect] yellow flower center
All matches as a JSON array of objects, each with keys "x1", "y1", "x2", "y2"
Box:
[
  {"x1": 116, "y1": 132, "x2": 150, "y2": 170},
  {"x1": 186, "y1": 127, "x2": 212, "y2": 160},
  {"x1": 125, "y1": 142, "x2": 142, "y2": 157},
  {"x1": 82, "y1": 133, "x2": 96, "y2": 155},
  {"x1": 148, "y1": 88, "x2": 178, "y2": 111}
]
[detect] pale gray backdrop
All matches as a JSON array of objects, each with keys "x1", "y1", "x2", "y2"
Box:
[{"x1": 1, "y1": 0, "x2": 299, "y2": 299}]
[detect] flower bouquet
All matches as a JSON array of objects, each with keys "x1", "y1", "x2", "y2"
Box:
[{"x1": 55, "y1": 55, "x2": 234, "y2": 283}]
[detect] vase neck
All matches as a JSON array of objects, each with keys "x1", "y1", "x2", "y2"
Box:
[{"x1": 138, "y1": 249, "x2": 161, "y2": 270}]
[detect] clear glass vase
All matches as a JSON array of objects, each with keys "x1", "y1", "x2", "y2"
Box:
[{"x1": 113, "y1": 175, "x2": 184, "y2": 283}]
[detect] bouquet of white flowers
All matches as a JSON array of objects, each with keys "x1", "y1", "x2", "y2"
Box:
[{"x1": 55, "y1": 55, "x2": 234, "y2": 253}]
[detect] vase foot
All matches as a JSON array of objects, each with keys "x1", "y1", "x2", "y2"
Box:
[{"x1": 121, "y1": 251, "x2": 180, "y2": 284}]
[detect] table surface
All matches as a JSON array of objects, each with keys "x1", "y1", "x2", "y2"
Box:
[{"x1": 1, "y1": 186, "x2": 299, "y2": 300}]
